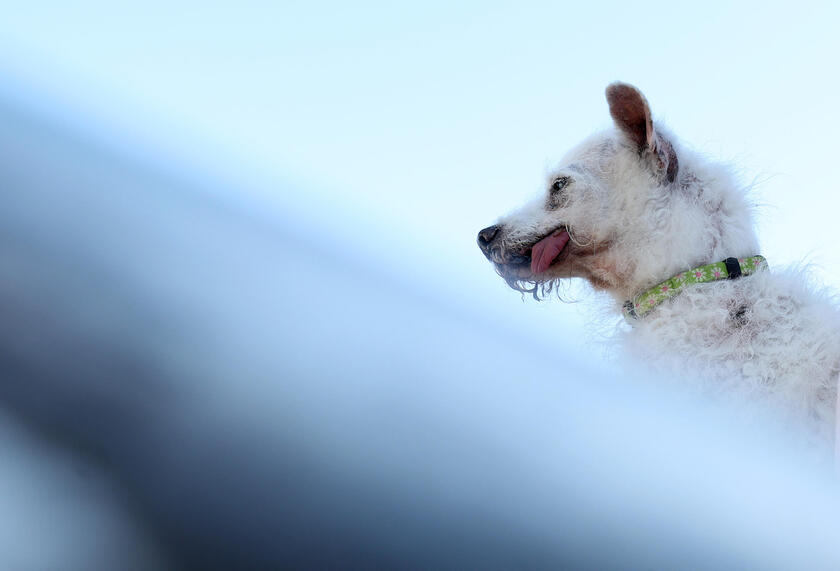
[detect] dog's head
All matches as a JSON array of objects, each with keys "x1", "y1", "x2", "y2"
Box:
[{"x1": 478, "y1": 82, "x2": 756, "y2": 301}]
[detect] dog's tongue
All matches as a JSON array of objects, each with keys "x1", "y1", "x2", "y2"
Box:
[{"x1": 530, "y1": 229, "x2": 570, "y2": 274}]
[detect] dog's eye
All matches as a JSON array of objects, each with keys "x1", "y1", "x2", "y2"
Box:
[
  {"x1": 547, "y1": 176, "x2": 572, "y2": 209},
  {"x1": 551, "y1": 176, "x2": 570, "y2": 193}
]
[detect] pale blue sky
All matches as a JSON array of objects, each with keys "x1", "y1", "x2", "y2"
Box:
[{"x1": 1, "y1": 0, "x2": 839, "y2": 353}]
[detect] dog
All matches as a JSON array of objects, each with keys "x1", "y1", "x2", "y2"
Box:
[{"x1": 478, "y1": 82, "x2": 840, "y2": 462}]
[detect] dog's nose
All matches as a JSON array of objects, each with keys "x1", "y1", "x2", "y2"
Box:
[{"x1": 477, "y1": 225, "x2": 500, "y2": 251}]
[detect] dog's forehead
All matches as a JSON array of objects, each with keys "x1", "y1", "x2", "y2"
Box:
[{"x1": 554, "y1": 131, "x2": 618, "y2": 173}]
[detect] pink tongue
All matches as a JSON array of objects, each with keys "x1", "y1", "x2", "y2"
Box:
[{"x1": 530, "y1": 230, "x2": 570, "y2": 274}]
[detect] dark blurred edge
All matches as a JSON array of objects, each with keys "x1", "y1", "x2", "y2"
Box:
[{"x1": 2, "y1": 92, "x2": 840, "y2": 570}]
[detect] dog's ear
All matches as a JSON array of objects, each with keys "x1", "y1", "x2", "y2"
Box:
[
  {"x1": 606, "y1": 82, "x2": 654, "y2": 149},
  {"x1": 606, "y1": 82, "x2": 678, "y2": 184}
]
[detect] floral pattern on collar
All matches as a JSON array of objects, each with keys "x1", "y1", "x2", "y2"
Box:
[{"x1": 623, "y1": 255, "x2": 768, "y2": 322}]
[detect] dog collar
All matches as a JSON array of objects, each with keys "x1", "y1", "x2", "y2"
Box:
[{"x1": 622, "y1": 255, "x2": 768, "y2": 322}]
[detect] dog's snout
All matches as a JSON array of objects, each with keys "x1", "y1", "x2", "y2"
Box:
[{"x1": 477, "y1": 225, "x2": 501, "y2": 251}]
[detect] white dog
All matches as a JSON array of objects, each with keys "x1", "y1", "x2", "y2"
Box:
[{"x1": 478, "y1": 83, "x2": 840, "y2": 462}]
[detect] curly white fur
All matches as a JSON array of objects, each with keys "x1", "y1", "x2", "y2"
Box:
[{"x1": 478, "y1": 83, "x2": 840, "y2": 463}]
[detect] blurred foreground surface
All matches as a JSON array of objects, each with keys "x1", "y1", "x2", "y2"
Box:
[{"x1": 2, "y1": 98, "x2": 840, "y2": 569}]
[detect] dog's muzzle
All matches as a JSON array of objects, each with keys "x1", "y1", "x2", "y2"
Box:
[{"x1": 477, "y1": 224, "x2": 528, "y2": 265}]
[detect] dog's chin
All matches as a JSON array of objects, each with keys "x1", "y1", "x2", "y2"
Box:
[
  {"x1": 495, "y1": 254, "x2": 569, "y2": 282},
  {"x1": 496, "y1": 262, "x2": 568, "y2": 300},
  {"x1": 495, "y1": 261, "x2": 532, "y2": 281}
]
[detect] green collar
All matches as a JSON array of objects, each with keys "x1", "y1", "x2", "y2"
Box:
[{"x1": 622, "y1": 255, "x2": 768, "y2": 322}]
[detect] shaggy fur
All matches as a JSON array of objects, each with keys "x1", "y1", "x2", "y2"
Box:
[{"x1": 478, "y1": 83, "x2": 840, "y2": 461}]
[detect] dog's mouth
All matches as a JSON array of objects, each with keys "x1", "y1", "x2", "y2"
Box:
[
  {"x1": 494, "y1": 227, "x2": 571, "y2": 276},
  {"x1": 528, "y1": 228, "x2": 571, "y2": 274}
]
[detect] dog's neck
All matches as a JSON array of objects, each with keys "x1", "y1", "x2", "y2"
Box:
[{"x1": 608, "y1": 161, "x2": 761, "y2": 304}]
